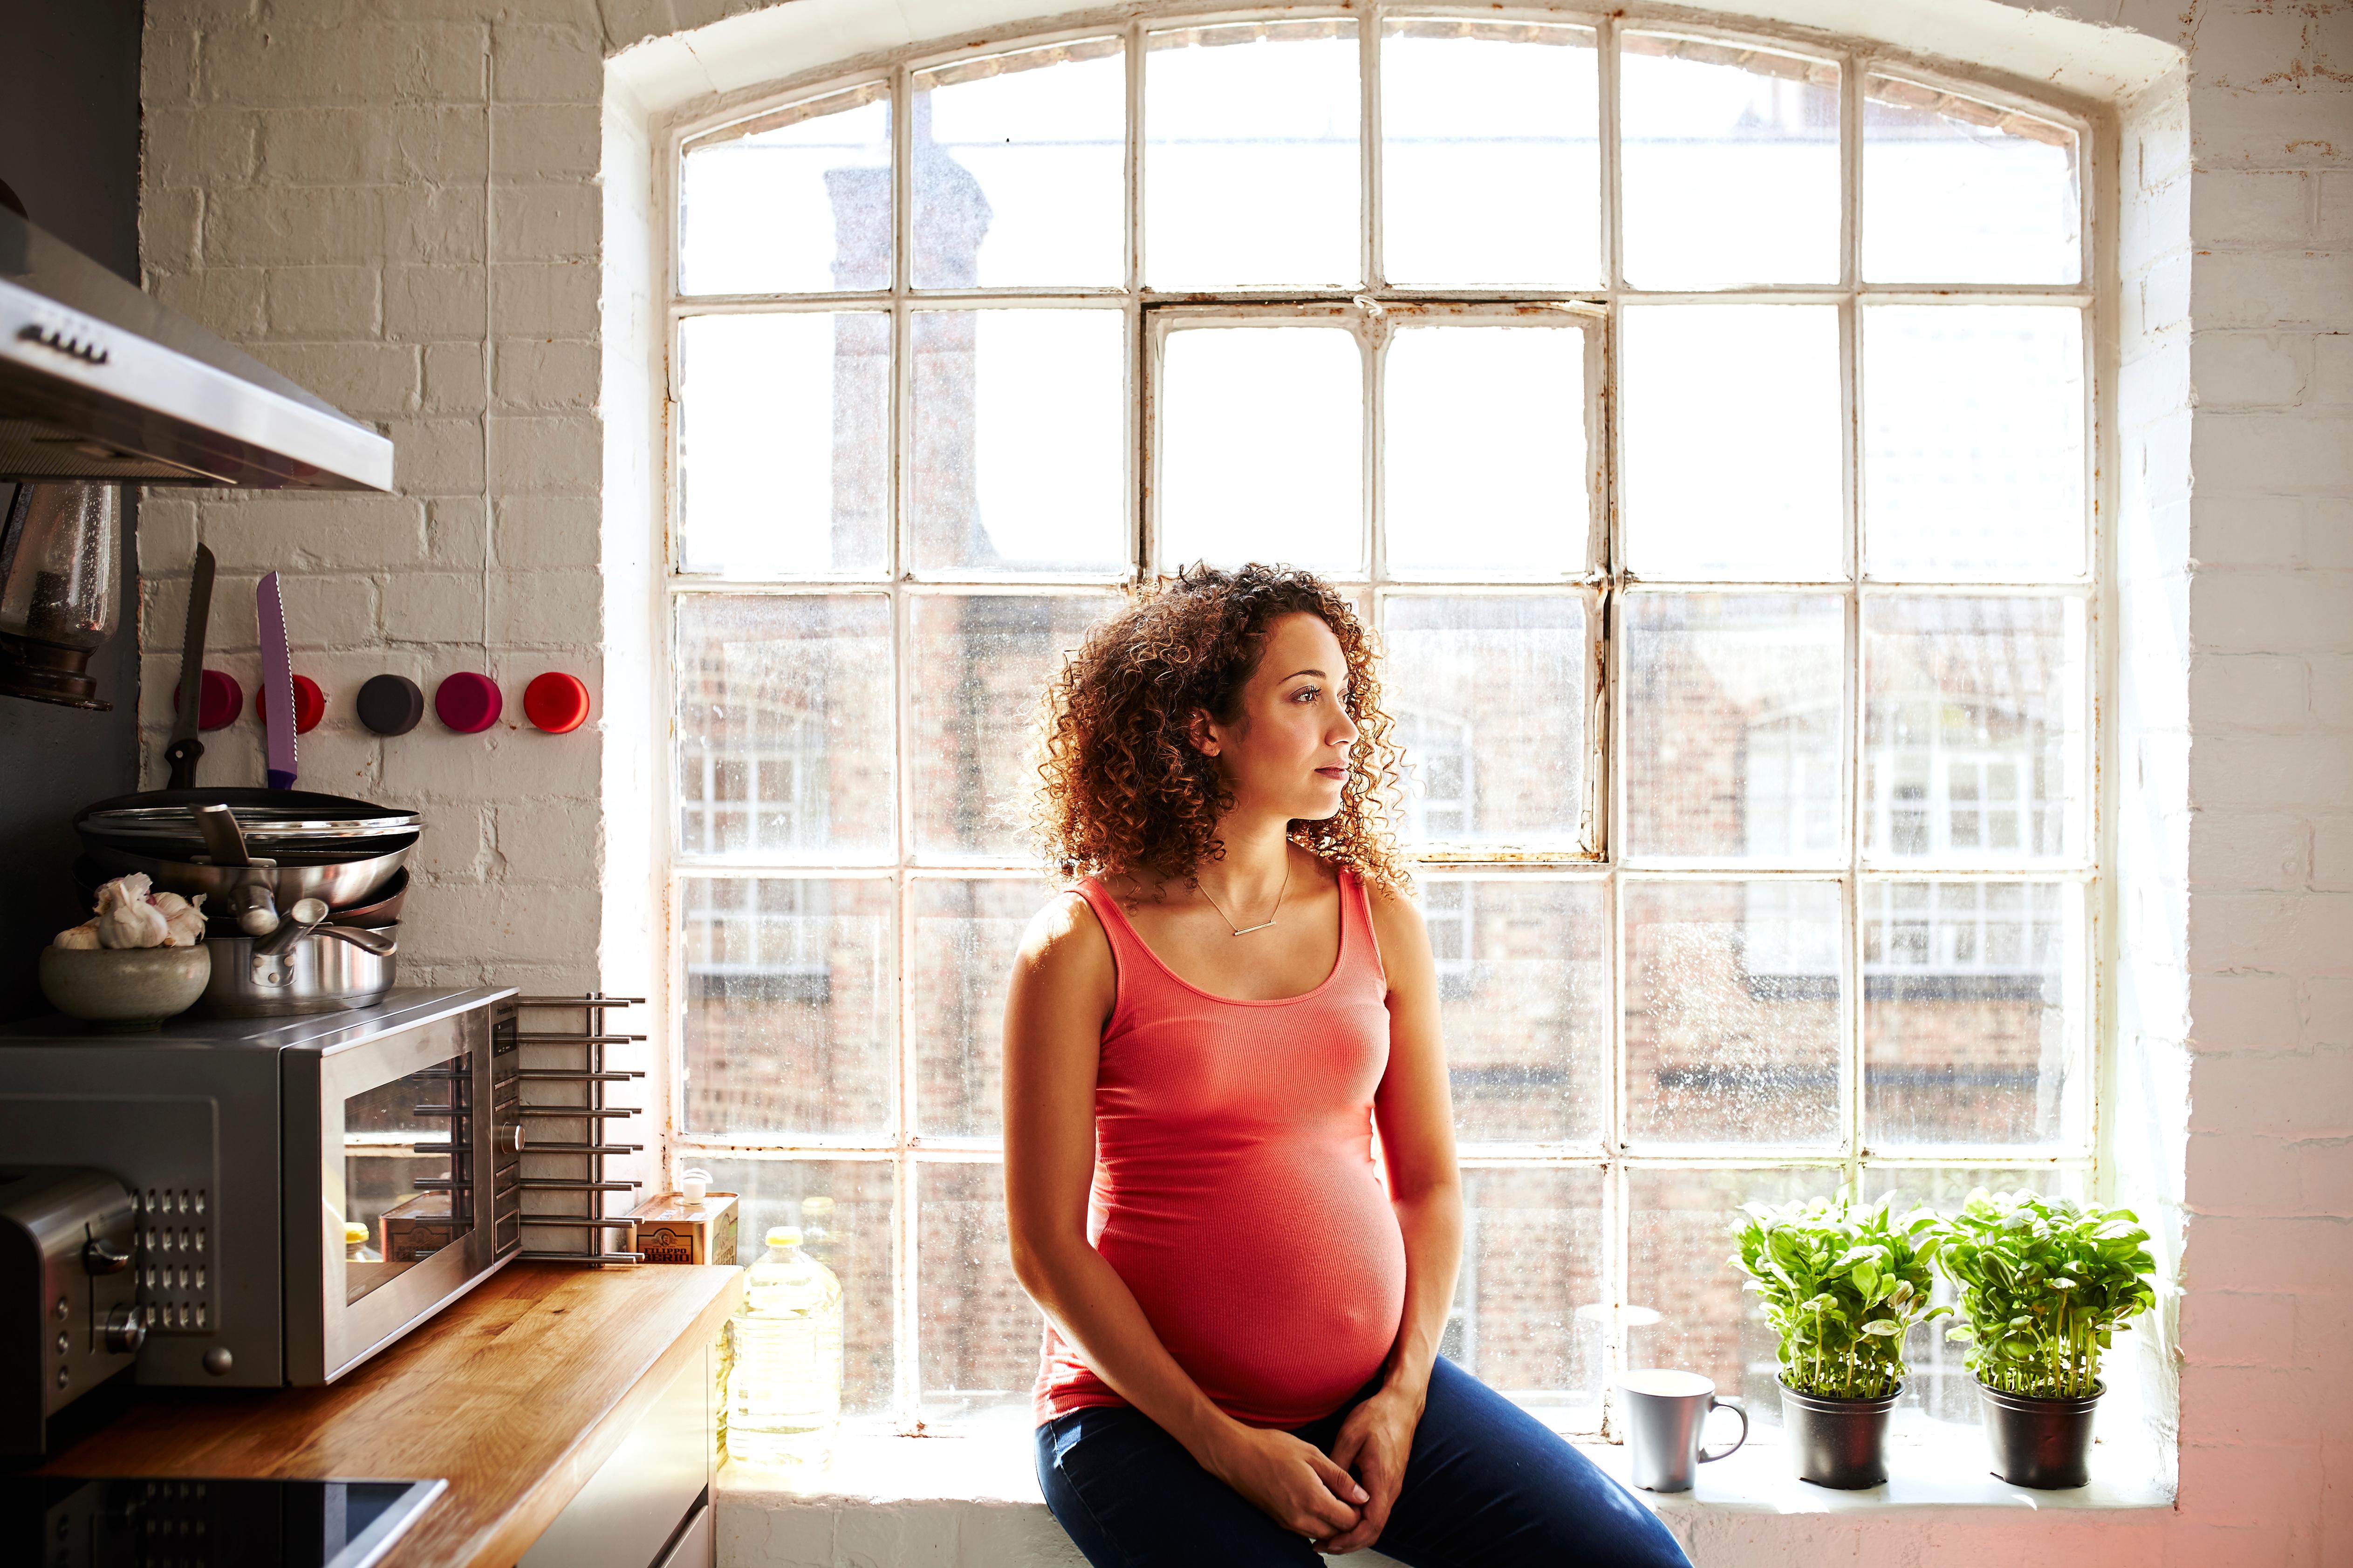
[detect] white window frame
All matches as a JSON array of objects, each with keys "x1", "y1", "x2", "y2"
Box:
[{"x1": 657, "y1": 5, "x2": 2107, "y2": 1438}]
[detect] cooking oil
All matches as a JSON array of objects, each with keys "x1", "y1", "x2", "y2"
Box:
[{"x1": 725, "y1": 1225, "x2": 843, "y2": 1468}]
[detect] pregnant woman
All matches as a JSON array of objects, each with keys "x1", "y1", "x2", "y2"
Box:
[{"x1": 1003, "y1": 564, "x2": 1690, "y2": 1567}]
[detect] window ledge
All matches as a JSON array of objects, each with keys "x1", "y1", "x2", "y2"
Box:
[{"x1": 716, "y1": 1419, "x2": 2173, "y2": 1566}]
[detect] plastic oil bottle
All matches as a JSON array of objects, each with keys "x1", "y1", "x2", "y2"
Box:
[{"x1": 726, "y1": 1225, "x2": 844, "y2": 1468}]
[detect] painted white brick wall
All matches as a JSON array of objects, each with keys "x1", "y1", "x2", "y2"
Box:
[{"x1": 136, "y1": 0, "x2": 2349, "y2": 1562}]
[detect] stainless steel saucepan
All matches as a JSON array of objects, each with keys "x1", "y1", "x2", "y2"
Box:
[{"x1": 198, "y1": 908, "x2": 400, "y2": 1017}]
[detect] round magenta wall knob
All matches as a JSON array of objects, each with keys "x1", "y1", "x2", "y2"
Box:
[
  {"x1": 173, "y1": 669, "x2": 245, "y2": 732},
  {"x1": 434, "y1": 672, "x2": 503, "y2": 734},
  {"x1": 523, "y1": 672, "x2": 591, "y2": 734},
  {"x1": 254, "y1": 674, "x2": 327, "y2": 734}
]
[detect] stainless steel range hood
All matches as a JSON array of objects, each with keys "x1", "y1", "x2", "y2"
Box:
[{"x1": 0, "y1": 207, "x2": 393, "y2": 490}]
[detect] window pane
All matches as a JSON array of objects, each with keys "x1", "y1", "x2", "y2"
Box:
[
  {"x1": 1621, "y1": 305, "x2": 1842, "y2": 581},
  {"x1": 918, "y1": 1162, "x2": 1038, "y2": 1428},
  {"x1": 1863, "y1": 306, "x2": 2086, "y2": 581},
  {"x1": 1626, "y1": 1166, "x2": 1827, "y2": 1423},
  {"x1": 1427, "y1": 877, "x2": 1608, "y2": 1145},
  {"x1": 914, "y1": 41, "x2": 1125, "y2": 289},
  {"x1": 1383, "y1": 324, "x2": 1589, "y2": 578},
  {"x1": 1622, "y1": 879, "x2": 1842, "y2": 1148},
  {"x1": 1863, "y1": 879, "x2": 2086, "y2": 1147},
  {"x1": 678, "y1": 313, "x2": 888, "y2": 577},
  {"x1": 676, "y1": 593, "x2": 895, "y2": 859},
  {"x1": 680, "y1": 876, "x2": 895, "y2": 1137},
  {"x1": 1379, "y1": 21, "x2": 1600, "y2": 287},
  {"x1": 695, "y1": 1158, "x2": 896, "y2": 1417},
  {"x1": 681, "y1": 86, "x2": 891, "y2": 295},
  {"x1": 1622, "y1": 593, "x2": 1845, "y2": 864},
  {"x1": 1157, "y1": 325, "x2": 1362, "y2": 573},
  {"x1": 1858, "y1": 1164, "x2": 2083, "y2": 1426},
  {"x1": 1381, "y1": 594, "x2": 1595, "y2": 851},
  {"x1": 1619, "y1": 35, "x2": 1838, "y2": 288},
  {"x1": 1863, "y1": 595, "x2": 2087, "y2": 866},
  {"x1": 1451, "y1": 1166, "x2": 1606, "y2": 1430},
  {"x1": 1864, "y1": 78, "x2": 2080, "y2": 285},
  {"x1": 908, "y1": 593, "x2": 1122, "y2": 857},
  {"x1": 915, "y1": 878, "x2": 1058, "y2": 1139},
  {"x1": 913, "y1": 310, "x2": 1127, "y2": 575},
  {"x1": 1145, "y1": 21, "x2": 1361, "y2": 289}
]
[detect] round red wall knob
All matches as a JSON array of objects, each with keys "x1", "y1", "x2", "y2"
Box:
[
  {"x1": 523, "y1": 672, "x2": 591, "y2": 734},
  {"x1": 172, "y1": 669, "x2": 245, "y2": 732},
  {"x1": 253, "y1": 674, "x2": 327, "y2": 734},
  {"x1": 434, "y1": 672, "x2": 503, "y2": 734}
]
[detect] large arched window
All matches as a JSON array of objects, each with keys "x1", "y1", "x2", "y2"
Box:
[{"x1": 661, "y1": 10, "x2": 2097, "y2": 1438}]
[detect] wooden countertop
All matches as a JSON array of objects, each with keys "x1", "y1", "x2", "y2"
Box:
[{"x1": 39, "y1": 1261, "x2": 744, "y2": 1568}]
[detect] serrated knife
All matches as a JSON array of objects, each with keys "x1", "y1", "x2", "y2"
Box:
[
  {"x1": 257, "y1": 570, "x2": 298, "y2": 791},
  {"x1": 164, "y1": 544, "x2": 215, "y2": 790}
]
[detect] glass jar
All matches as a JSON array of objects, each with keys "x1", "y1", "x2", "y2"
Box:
[{"x1": 0, "y1": 481, "x2": 121, "y2": 708}]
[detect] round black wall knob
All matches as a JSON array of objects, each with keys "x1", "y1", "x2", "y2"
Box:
[{"x1": 357, "y1": 674, "x2": 426, "y2": 736}]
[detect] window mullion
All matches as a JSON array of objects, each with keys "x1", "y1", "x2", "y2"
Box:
[
  {"x1": 1840, "y1": 43, "x2": 1865, "y2": 1190},
  {"x1": 1599, "y1": 14, "x2": 1623, "y2": 292},
  {"x1": 1361, "y1": 7, "x2": 1382, "y2": 292}
]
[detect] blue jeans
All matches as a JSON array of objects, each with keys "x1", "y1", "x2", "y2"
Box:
[{"x1": 1034, "y1": 1356, "x2": 1691, "y2": 1568}]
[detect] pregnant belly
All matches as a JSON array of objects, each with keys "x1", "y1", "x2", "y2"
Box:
[{"x1": 1096, "y1": 1158, "x2": 1407, "y2": 1424}]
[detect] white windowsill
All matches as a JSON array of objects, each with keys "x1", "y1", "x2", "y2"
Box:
[{"x1": 717, "y1": 1417, "x2": 2173, "y2": 1564}]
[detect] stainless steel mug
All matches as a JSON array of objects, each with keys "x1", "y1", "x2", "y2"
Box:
[{"x1": 1617, "y1": 1370, "x2": 1748, "y2": 1492}]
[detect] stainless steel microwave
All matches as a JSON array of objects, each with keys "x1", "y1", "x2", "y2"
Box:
[{"x1": 0, "y1": 987, "x2": 520, "y2": 1386}]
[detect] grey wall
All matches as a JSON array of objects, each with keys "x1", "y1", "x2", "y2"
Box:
[{"x1": 0, "y1": 0, "x2": 145, "y2": 1019}]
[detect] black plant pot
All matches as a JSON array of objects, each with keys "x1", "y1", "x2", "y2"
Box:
[
  {"x1": 1778, "y1": 1380, "x2": 1902, "y2": 1489},
  {"x1": 1980, "y1": 1381, "x2": 2102, "y2": 1489}
]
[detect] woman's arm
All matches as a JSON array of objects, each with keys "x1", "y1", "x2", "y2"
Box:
[
  {"x1": 1318, "y1": 887, "x2": 1463, "y2": 1555},
  {"x1": 1002, "y1": 893, "x2": 1368, "y2": 1540},
  {"x1": 1368, "y1": 890, "x2": 1464, "y2": 1409}
]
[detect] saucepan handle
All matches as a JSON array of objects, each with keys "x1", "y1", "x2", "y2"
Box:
[{"x1": 1698, "y1": 1395, "x2": 1748, "y2": 1462}]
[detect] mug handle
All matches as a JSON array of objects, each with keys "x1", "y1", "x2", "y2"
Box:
[{"x1": 1698, "y1": 1395, "x2": 1748, "y2": 1462}]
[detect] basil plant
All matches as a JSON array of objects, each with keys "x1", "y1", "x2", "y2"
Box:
[
  {"x1": 1729, "y1": 1193, "x2": 1947, "y2": 1401},
  {"x1": 1932, "y1": 1190, "x2": 2158, "y2": 1400}
]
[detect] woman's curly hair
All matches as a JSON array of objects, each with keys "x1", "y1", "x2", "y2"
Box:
[{"x1": 1026, "y1": 562, "x2": 1413, "y2": 899}]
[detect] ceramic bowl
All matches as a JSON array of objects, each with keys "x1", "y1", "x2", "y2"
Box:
[{"x1": 38, "y1": 944, "x2": 212, "y2": 1031}]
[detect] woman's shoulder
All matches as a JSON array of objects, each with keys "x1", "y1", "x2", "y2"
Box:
[{"x1": 1009, "y1": 883, "x2": 1115, "y2": 1005}]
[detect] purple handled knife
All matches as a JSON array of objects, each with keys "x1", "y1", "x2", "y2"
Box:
[{"x1": 257, "y1": 571, "x2": 299, "y2": 791}]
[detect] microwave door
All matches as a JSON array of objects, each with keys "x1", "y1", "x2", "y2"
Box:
[{"x1": 283, "y1": 1007, "x2": 499, "y2": 1384}]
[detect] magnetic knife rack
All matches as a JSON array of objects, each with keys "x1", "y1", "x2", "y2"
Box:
[{"x1": 508, "y1": 993, "x2": 647, "y2": 1266}]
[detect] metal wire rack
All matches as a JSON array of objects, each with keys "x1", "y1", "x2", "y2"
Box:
[{"x1": 509, "y1": 993, "x2": 648, "y2": 1265}]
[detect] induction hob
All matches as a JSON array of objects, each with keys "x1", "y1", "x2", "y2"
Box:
[{"x1": 7, "y1": 1476, "x2": 445, "y2": 1568}]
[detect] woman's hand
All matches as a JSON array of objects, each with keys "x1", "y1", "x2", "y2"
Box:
[
  {"x1": 1312, "y1": 1384, "x2": 1423, "y2": 1553},
  {"x1": 1202, "y1": 1422, "x2": 1369, "y2": 1543}
]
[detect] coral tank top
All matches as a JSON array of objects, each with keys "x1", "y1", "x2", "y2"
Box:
[{"x1": 1032, "y1": 866, "x2": 1408, "y2": 1430}]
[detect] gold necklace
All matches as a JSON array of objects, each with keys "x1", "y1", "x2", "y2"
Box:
[{"x1": 1196, "y1": 860, "x2": 1290, "y2": 936}]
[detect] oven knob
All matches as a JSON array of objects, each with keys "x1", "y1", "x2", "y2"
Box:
[
  {"x1": 203, "y1": 1348, "x2": 233, "y2": 1377},
  {"x1": 103, "y1": 1304, "x2": 145, "y2": 1355},
  {"x1": 83, "y1": 1237, "x2": 132, "y2": 1275}
]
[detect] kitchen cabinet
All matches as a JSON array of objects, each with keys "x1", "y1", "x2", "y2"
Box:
[{"x1": 520, "y1": 1333, "x2": 713, "y2": 1568}]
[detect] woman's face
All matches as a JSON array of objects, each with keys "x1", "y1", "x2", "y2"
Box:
[{"x1": 1192, "y1": 611, "x2": 1361, "y2": 823}]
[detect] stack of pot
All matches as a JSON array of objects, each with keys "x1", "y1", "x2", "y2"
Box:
[{"x1": 75, "y1": 788, "x2": 421, "y2": 1017}]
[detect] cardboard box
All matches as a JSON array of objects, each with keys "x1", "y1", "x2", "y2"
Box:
[
  {"x1": 379, "y1": 1191, "x2": 458, "y2": 1263},
  {"x1": 629, "y1": 1192, "x2": 738, "y2": 1266}
]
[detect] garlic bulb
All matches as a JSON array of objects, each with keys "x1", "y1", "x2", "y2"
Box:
[
  {"x1": 154, "y1": 891, "x2": 207, "y2": 947},
  {"x1": 94, "y1": 874, "x2": 170, "y2": 950},
  {"x1": 53, "y1": 921, "x2": 102, "y2": 950}
]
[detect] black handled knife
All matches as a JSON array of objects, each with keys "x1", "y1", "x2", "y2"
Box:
[{"x1": 164, "y1": 544, "x2": 215, "y2": 790}]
